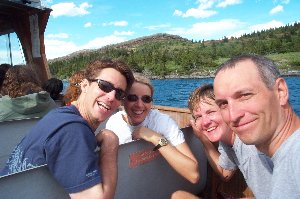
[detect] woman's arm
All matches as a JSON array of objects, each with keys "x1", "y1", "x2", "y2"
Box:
[{"x1": 132, "y1": 127, "x2": 199, "y2": 183}]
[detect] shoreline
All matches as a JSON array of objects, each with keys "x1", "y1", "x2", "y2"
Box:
[{"x1": 150, "y1": 73, "x2": 300, "y2": 80}]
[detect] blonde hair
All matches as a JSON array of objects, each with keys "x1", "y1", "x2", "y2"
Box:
[
  {"x1": 188, "y1": 84, "x2": 214, "y2": 113},
  {"x1": 134, "y1": 73, "x2": 154, "y2": 96}
]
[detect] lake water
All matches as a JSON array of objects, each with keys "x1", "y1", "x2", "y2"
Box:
[
  {"x1": 63, "y1": 76, "x2": 300, "y2": 116},
  {"x1": 152, "y1": 77, "x2": 300, "y2": 116}
]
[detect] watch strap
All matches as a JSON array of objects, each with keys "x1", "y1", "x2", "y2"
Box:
[{"x1": 153, "y1": 144, "x2": 162, "y2": 151}]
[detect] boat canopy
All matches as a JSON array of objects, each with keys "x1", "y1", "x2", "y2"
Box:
[{"x1": 0, "y1": 0, "x2": 52, "y2": 83}]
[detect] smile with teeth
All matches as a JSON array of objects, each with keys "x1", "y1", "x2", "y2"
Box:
[
  {"x1": 206, "y1": 126, "x2": 216, "y2": 132},
  {"x1": 97, "y1": 102, "x2": 111, "y2": 111},
  {"x1": 133, "y1": 110, "x2": 144, "y2": 115}
]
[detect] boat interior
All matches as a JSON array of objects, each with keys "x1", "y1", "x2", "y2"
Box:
[
  {"x1": 0, "y1": 1, "x2": 254, "y2": 198},
  {"x1": 0, "y1": 104, "x2": 254, "y2": 199}
]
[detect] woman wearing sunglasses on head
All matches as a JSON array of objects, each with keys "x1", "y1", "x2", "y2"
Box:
[
  {"x1": 104, "y1": 73, "x2": 200, "y2": 184},
  {"x1": 1, "y1": 60, "x2": 134, "y2": 199}
]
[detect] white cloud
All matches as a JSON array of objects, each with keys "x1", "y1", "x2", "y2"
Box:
[
  {"x1": 167, "y1": 19, "x2": 243, "y2": 40},
  {"x1": 217, "y1": 0, "x2": 242, "y2": 8},
  {"x1": 197, "y1": 0, "x2": 215, "y2": 10},
  {"x1": 173, "y1": 8, "x2": 217, "y2": 18},
  {"x1": 270, "y1": 5, "x2": 283, "y2": 15},
  {"x1": 45, "y1": 39, "x2": 79, "y2": 59},
  {"x1": 46, "y1": 33, "x2": 69, "y2": 39},
  {"x1": 0, "y1": 50, "x2": 25, "y2": 65},
  {"x1": 84, "y1": 22, "x2": 92, "y2": 28},
  {"x1": 51, "y1": 2, "x2": 92, "y2": 18},
  {"x1": 174, "y1": 0, "x2": 217, "y2": 18},
  {"x1": 229, "y1": 20, "x2": 285, "y2": 38},
  {"x1": 113, "y1": 31, "x2": 135, "y2": 36},
  {"x1": 249, "y1": 20, "x2": 284, "y2": 31},
  {"x1": 83, "y1": 35, "x2": 126, "y2": 49},
  {"x1": 102, "y1": 21, "x2": 128, "y2": 27},
  {"x1": 45, "y1": 35, "x2": 127, "y2": 59},
  {"x1": 281, "y1": 0, "x2": 289, "y2": 4},
  {"x1": 144, "y1": 24, "x2": 171, "y2": 30}
]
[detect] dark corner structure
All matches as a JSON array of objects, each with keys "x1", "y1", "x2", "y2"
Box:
[{"x1": 0, "y1": 0, "x2": 52, "y2": 84}]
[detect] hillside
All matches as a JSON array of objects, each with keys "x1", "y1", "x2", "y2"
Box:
[
  {"x1": 49, "y1": 22, "x2": 300, "y2": 79},
  {"x1": 49, "y1": 33, "x2": 190, "y2": 63}
]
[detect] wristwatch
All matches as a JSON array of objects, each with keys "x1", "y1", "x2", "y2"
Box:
[{"x1": 153, "y1": 137, "x2": 169, "y2": 151}]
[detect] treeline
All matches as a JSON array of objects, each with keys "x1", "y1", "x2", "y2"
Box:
[{"x1": 49, "y1": 22, "x2": 300, "y2": 79}]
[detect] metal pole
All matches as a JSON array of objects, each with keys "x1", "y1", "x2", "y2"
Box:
[{"x1": 8, "y1": 33, "x2": 13, "y2": 66}]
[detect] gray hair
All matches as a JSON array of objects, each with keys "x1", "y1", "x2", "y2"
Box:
[{"x1": 215, "y1": 54, "x2": 281, "y2": 89}]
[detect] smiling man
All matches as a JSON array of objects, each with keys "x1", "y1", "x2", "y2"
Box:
[
  {"x1": 172, "y1": 84, "x2": 272, "y2": 199},
  {"x1": 214, "y1": 54, "x2": 300, "y2": 198},
  {"x1": 0, "y1": 60, "x2": 134, "y2": 199}
]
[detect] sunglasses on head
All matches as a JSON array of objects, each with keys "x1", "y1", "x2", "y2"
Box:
[
  {"x1": 127, "y1": 94, "x2": 153, "y2": 103},
  {"x1": 89, "y1": 79, "x2": 126, "y2": 100}
]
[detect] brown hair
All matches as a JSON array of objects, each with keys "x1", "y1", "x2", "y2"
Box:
[
  {"x1": 84, "y1": 59, "x2": 134, "y2": 92},
  {"x1": 133, "y1": 73, "x2": 154, "y2": 96},
  {"x1": 0, "y1": 63, "x2": 11, "y2": 90},
  {"x1": 188, "y1": 84, "x2": 215, "y2": 113},
  {"x1": 1, "y1": 65, "x2": 42, "y2": 98},
  {"x1": 63, "y1": 70, "x2": 84, "y2": 105}
]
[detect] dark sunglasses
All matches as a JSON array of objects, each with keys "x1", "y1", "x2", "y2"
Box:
[
  {"x1": 127, "y1": 94, "x2": 153, "y2": 103},
  {"x1": 89, "y1": 79, "x2": 126, "y2": 100}
]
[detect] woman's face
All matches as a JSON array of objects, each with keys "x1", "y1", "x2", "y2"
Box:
[
  {"x1": 123, "y1": 82, "x2": 152, "y2": 126},
  {"x1": 192, "y1": 97, "x2": 231, "y2": 142}
]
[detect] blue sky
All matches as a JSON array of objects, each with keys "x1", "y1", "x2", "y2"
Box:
[{"x1": 1, "y1": 0, "x2": 300, "y2": 63}]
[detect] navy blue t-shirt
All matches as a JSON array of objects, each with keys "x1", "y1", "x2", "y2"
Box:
[{"x1": 1, "y1": 105, "x2": 101, "y2": 193}]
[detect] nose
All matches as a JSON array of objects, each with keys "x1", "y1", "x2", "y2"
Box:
[
  {"x1": 201, "y1": 115, "x2": 211, "y2": 127},
  {"x1": 228, "y1": 103, "x2": 244, "y2": 124},
  {"x1": 135, "y1": 98, "x2": 144, "y2": 107}
]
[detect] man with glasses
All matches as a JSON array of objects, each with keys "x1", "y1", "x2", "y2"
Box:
[
  {"x1": 1, "y1": 60, "x2": 134, "y2": 199},
  {"x1": 104, "y1": 74, "x2": 200, "y2": 184}
]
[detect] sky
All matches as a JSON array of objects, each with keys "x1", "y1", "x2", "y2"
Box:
[{"x1": 1, "y1": 0, "x2": 300, "y2": 64}]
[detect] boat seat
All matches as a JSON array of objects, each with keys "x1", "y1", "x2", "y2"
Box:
[
  {"x1": 0, "y1": 119, "x2": 207, "y2": 199},
  {"x1": 0, "y1": 165, "x2": 70, "y2": 199},
  {"x1": 115, "y1": 126, "x2": 207, "y2": 199},
  {"x1": 0, "y1": 117, "x2": 40, "y2": 169}
]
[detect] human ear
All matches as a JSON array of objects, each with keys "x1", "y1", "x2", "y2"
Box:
[
  {"x1": 275, "y1": 78, "x2": 289, "y2": 106},
  {"x1": 80, "y1": 79, "x2": 89, "y2": 93}
]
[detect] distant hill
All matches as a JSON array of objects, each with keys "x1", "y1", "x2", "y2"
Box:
[
  {"x1": 49, "y1": 22, "x2": 300, "y2": 79},
  {"x1": 48, "y1": 33, "x2": 190, "y2": 63}
]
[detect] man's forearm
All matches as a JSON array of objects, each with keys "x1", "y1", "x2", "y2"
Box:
[{"x1": 98, "y1": 130, "x2": 119, "y2": 199}]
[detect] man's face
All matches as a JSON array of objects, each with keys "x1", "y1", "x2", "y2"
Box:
[
  {"x1": 124, "y1": 82, "x2": 152, "y2": 126},
  {"x1": 214, "y1": 60, "x2": 283, "y2": 148},
  {"x1": 192, "y1": 97, "x2": 231, "y2": 143},
  {"x1": 82, "y1": 67, "x2": 127, "y2": 123}
]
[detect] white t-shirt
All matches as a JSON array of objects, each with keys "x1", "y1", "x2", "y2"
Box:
[{"x1": 105, "y1": 109, "x2": 185, "y2": 145}]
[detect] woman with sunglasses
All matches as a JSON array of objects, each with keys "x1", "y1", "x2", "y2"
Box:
[
  {"x1": 105, "y1": 73, "x2": 199, "y2": 183},
  {"x1": 1, "y1": 60, "x2": 134, "y2": 199}
]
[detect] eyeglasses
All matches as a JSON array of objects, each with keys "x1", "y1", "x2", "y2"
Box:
[
  {"x1": 89, "y1": 79, "x2": 126, "y2": 100},
  {"x1": 126, "y1": 94, "x2": 153, "y2": 103}
]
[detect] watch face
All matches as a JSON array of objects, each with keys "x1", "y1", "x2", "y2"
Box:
[{"x1": 160, "y1": 138, "x2": 168, "y2": 146}]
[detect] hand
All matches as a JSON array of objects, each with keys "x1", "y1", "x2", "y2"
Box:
[
  {"x1": 189, "y1": 119, "x2": 210, "y2": 142},
  {"x1": 132, "y1": 127, "x2": 156, "y2": 143}
]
